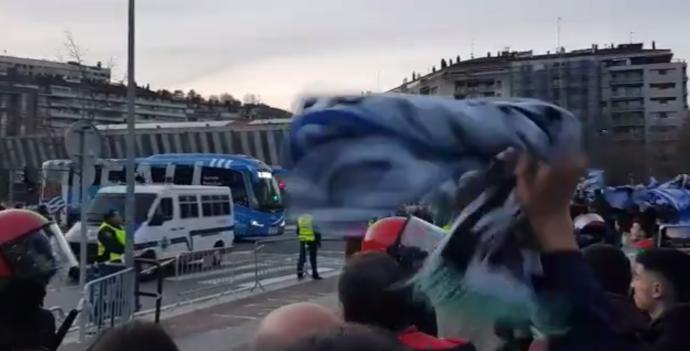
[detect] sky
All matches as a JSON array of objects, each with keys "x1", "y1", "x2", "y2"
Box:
[{"x1": 2, "y1": 0, "x2": 690, "y2": 110}]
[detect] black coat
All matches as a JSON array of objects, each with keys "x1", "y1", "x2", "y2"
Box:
[
  {"x1": 0, "y1": 308, "x2": 56, "y2": 350},
  {"x1": 638, "y1": 304, "x2": 690, "y2": 351}
]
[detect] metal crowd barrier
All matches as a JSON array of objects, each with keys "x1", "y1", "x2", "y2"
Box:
[{"x1": 78, "y1": 267, "x2": 136, "y2": 342}]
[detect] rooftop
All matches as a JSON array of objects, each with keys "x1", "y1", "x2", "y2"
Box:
[{"x1": 394, "y1": 42, "x2": 677, "y2": 90}]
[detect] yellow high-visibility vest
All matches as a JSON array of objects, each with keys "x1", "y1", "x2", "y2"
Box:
[
  {"x1": 97, "y1": 222, "x2": 126, "y2": 262},
  {"x1": 297, "y1": 214, "x2": 315, "y2": 242}
]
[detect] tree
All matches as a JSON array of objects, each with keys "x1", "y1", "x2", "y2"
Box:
[
  {"x1": 440, "y1": 59, "x2": 447, "y2": 69},
  {"x1": 208, "y1": 94, "x2": 220, "y2": 103},
  {"x1": 243, "y1": 93, "x2": 261, "y2": 105},
  {"x1": 219, "y1": 93, "x2": 236, "y2": 104}
]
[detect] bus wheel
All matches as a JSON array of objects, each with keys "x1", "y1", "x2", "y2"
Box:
[{"x1": 212, "y1": 241, "x2": 225, "y2": 267}]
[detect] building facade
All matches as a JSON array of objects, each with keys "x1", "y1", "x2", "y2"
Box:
[
  {"x1": 0, "y1": 55, "x2": 111, "y2": 82},
  {"x1": 392, "y1": 43, "x2": 689, "y2": 180}
]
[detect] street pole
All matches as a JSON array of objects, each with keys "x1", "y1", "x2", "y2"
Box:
[
  {"x1": 124, "y1": 0, "x2": 136, "y2": 269},
  {"x1": 78, "y1": 130, "x2": 88, "y2": 289}
]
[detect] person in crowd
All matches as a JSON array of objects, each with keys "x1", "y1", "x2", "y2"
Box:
[
  {"x1": 631, "y1": 248, "x2": 690, "y2": 350},
  {"x1": 583, "y1": 244, "x2": 648, "y2": 337},
  {"x1": 282, "y1": 324, "x2": 409, "y2": 351},
  {"x1": 296, "y1": 213, "x2": 322, "y2": 280},
  {"x1": 510, "y1": 151, "x2": 648, "y2": 350},
  {"x1": 0, "y1": 210, "x2": 61, "y2": 350},
  {"x1": 630, "y1": 217, "x2": 655, "y2": 250},
  {"x1": 338, "y1": 251, "x2": 475, "y2": 350},
  {"x1": 87, "y1": 320, "x2": 179, "y2": 351},
  {"x1": 253, "y1": 302, "x2": 342, "y2": 351},
  {"x1": 97, "y1": 210, "x2": 126, "y2": 263}
]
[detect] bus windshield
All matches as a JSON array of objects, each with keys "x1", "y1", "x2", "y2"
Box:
[
  {"x1": 252, "y1": 175, "x2": 283, "y2": 211},
  {"x1": 86, "y1": 193, "x2": 156, "y2": 225},
  {"x1": 41, "y1": 168, "x2": 67, "y2": 203}
]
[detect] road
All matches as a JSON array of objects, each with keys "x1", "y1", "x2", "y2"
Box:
[{"x1": 45, "y1": 230, "x2": 346, "y2": 317}]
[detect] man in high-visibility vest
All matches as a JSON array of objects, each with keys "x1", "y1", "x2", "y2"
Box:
[
  {"x1": 297, "y1": 213, "x2": 322, "y2": 280},
  {"x1": 96, "y1": 210, "x2": 126, "y2": 263}
]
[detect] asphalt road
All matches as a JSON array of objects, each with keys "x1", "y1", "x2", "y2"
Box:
[{"x1": 45, "y1": 230, "x2": 346, "y2": 317}]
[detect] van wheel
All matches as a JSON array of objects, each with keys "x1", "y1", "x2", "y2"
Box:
[
  {"x1": 212, "y1": 241, "x2": 225, "y2": 267},
  {"x1": 137, "y1": 251, "x2": 158, "y2": 281}
]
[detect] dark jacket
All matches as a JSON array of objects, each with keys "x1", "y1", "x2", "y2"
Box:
[
  {"x1": 0, "y1": 308, "x2": 56, "y2": 350},
  {"x1": 606, "y1": 293, "x2": 649, "y2": 337},
  {"x1": 537, "y1": 252, "x2": 650, "y2": 351},
  {"x1": 638, "y1": 304, "x2": 690, "y2": 351}
]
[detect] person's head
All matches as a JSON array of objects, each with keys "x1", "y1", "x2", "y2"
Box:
[
  {"x1": 631, "y1": 249, "x2": 690, "y2": 319},
  {"x1": 338, "y1": 251, "x2": 410, "y2": 332},
  {"x1": 282, "y1": 324, "x2": 407, "y2": 351},
  {"x1": 253, "y1": 302, "x2": 341, "y2": 351},
  {"x1": 583, "y1": 244, "x2": 632, "y2": 296},
  {"x1": 104, "y1": 210, "x2": 123, "y2": 227},
  {"x1": 630, "y1": 219, "x2": 649, "y2": 242},
  {"x1": 87, "y1": 320, "x2": 179, "y2": 351}
]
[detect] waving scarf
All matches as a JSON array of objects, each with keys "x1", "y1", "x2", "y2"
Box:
[{"x1": 285, "y1": 94, "x2": 581, "y2": 335}]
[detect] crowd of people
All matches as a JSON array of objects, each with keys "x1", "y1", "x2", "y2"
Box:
[{"x1": 60, "y1": 153, "x2": 690, "y2": 351}]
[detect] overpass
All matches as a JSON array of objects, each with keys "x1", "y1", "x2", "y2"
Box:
[
  {"x1": 0, "y1": 119, "x2": 291, "y2": 170},
  {"x1": 0, "y1": 119, "x2": 290, "y2": 202}
]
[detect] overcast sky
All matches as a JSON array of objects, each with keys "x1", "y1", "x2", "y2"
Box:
[{"x1": 2, "y1": 0, "x2": 689, "y2": 109}]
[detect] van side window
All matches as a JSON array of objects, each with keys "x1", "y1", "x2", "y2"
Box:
[
  {"x1": 179, "y1": 195, "x2": 199, "y2": 218},
  {"x1": 200, "y1": 167, "x2": 248, "y2": 206},
  {"x1": 174, "y1": 165, "x2": 195, "y2": 185},
  {"x1": 158, "y1": 198, "x2": 173, "y2": 219},
  {"x1": 201, "y1": 194, "x2": 232, "y2": 217}
]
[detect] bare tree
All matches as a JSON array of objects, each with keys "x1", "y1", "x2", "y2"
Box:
[
  {"x1": 243, "y1": 93, "x2": 261, "y2": 105},
  {"x1": 62, "y1": 30, "x2": 98, "y2": 123},
  {"x1": 219, "y1": 93, "x2": 236, "y2": 104}
]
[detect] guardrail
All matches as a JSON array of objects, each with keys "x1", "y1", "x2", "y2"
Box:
[
  {"x1": 78, "y1": 266, "x2": 136, "y2": 342},
  {"x1": 55, "y1": 236, "x2": 345, "y2": 344}
]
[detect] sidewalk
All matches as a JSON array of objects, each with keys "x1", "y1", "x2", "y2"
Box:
[{"x1": 62, "y1": 276, "x2": 339, "y2": 351}]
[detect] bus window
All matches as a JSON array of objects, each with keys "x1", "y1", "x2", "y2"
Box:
[
  {"x1": 108, "y1": 169, "x2": 126, "y2": 183},
  {"x1": 200, "y1": 167, "x2": 248, "y2": 206},
  {"x1": 179, "y1": 195, "x2": 199, "y2": 218},
  {"x1": 93, "y1": 166, "x2": 102, "y2": 186},
  {"x1": 174, "y1": 165, "x2": 195, "y2": 185},
  {"x1": 150, "y1": 166, "x2": 167, "y2": 183}
]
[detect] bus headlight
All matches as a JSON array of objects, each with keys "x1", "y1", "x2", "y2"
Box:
[{"x1": 251, "y1": 220, "x2": 264, "y2": 227}]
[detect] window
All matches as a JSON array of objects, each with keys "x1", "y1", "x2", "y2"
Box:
[
  {"x1": 150, "y1": 166, "x2": 167, "y2": 183},
  {"x1": 656, "y1": 112, "x2": 674, "y2": 119},
  {"x1": 173, "y1": 165, "x2": 195, "y2": 185},
  {"x1": 108, "y1": 169, "x2": 126, "y2": 183},
  {"x1": 200, "y1": 167, "x2": 248, "y2": 206},
  {"x1": 156, "y1": 198, "x2": 173, "y2": 220},
  {"x1": 650, "y1": 83, "x2": 676, "y2": 90},
  {"x1": 179, "y1": 195, "x2": 199, "y2": 218},
  {"x1": 93, "y1": 165, "x2": 102, "y2": 186},
  {"x1": 201, "y1": 194, "x2": 231, "y2": 217},
  {"x1": 651, "y1": 97, "x2": 677, "y2": 104}
]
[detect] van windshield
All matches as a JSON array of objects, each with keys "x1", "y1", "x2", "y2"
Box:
[{"x1": 86, "y1": 193, "x2": 156, "y2": 225}]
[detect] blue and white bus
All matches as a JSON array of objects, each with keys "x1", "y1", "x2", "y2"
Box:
[
  {"x1": 140, "y1": 154, "x2": 285, "y2": 237},
  {"x1": 41, "y1": 154, "x2": 285, "y2": 237}
]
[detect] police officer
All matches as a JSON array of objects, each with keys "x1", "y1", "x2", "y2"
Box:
[
  {"x1": 97, "y1": 210, "x2": 126, "y2": 264},
  {"x1": 297, "y1": 213, "x2": 322, "y2": 280}
]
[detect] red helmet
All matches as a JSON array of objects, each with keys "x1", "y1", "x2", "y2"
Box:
[
  {"x1": 0, "y1": 210, "x2": 58, "y2": 283},
  {"x1": 362, "y1": 217, "x2": 407, "y2": 252}
]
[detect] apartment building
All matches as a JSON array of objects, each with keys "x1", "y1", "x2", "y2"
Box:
[
  {"x1": 392, "y1": 43, "x2": 689, "y2": 178},
  {"x1": 0, "y1": 55, "x2": 111, "y2": 82}
]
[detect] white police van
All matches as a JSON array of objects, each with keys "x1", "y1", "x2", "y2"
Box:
[{"x1": 65, "y1": 185, "x2": 235, "y2": 263}]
